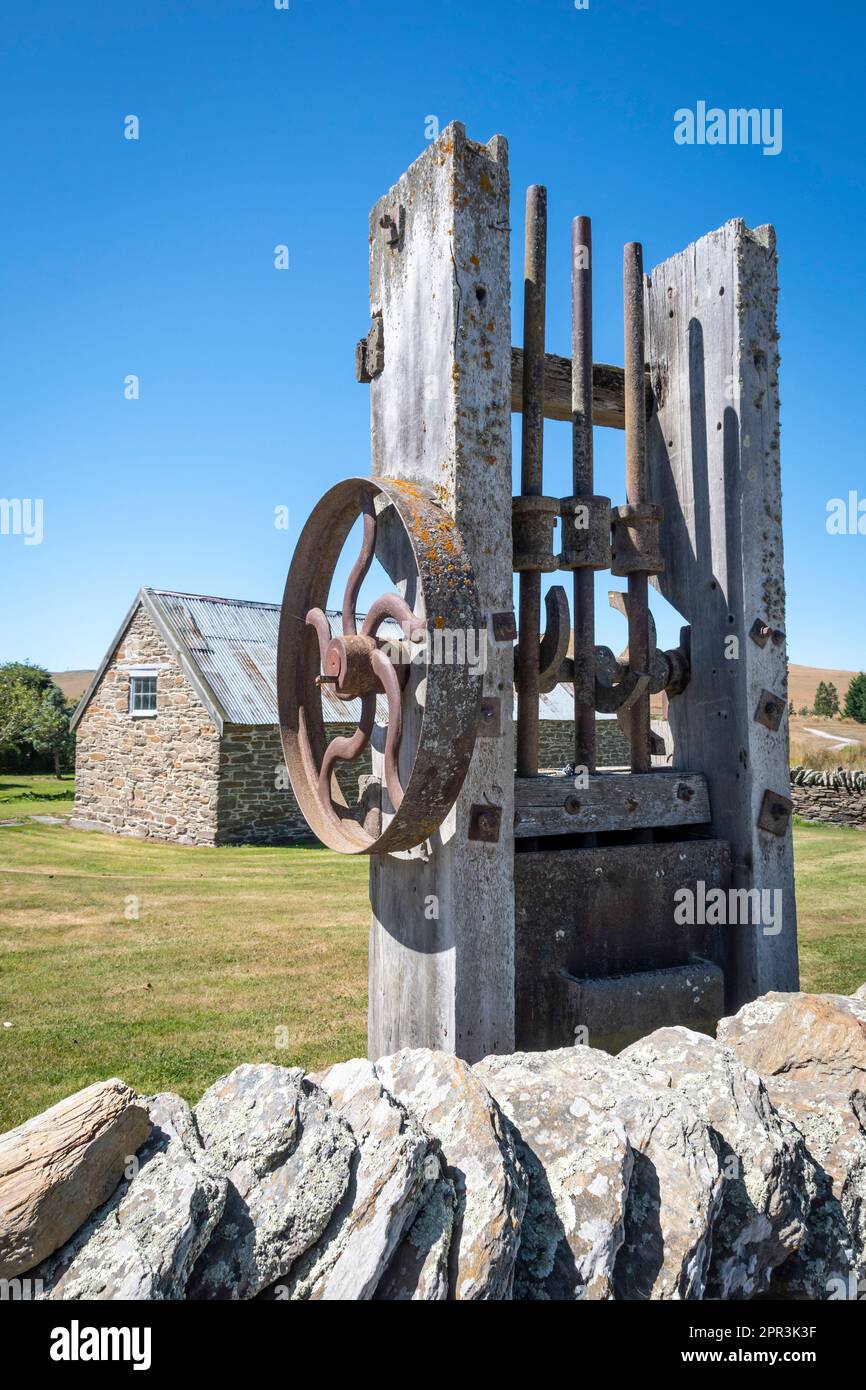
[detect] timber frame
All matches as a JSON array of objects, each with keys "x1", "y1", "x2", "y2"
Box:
[{"x1": 283, "y1": 121, "x2": 798, "y2": 1062}]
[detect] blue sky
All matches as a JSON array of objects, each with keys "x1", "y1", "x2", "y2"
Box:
[{"x1": 0, "y1": 0, "x2": 863, "y2": 673}]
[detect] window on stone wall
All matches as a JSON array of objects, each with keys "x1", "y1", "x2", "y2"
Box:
[{"x1": 130, "y1": 674, "x2": 158, "y2": 716}]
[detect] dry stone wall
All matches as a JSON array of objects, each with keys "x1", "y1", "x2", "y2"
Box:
[
  {"x1": 4, "y1": 986, "x2": 865, "y2": 1301},
  {"x1": 790, "y1": 766, "x2": 866, "y2": 829}
]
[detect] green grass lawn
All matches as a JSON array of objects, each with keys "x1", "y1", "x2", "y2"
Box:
[
  {"x1": 0, "y1": 817, "x2": 864, "y2": 1131},
  {"x1": 0, "y1": 823, "x2": 368, "y2": 1128},
  {"x1": 0, "y1": 773, "x2": 75, "y2": 820},
  {"x1": 791, "y1": 818, "x2": 866, "y2": 996}
]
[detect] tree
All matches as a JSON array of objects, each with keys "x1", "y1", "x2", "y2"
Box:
[
  {"x1": 813, "y1": 681, "x2": 839, "y2": 717},
  {"x1": 0, "y1": 663, "x2": 72, "y2": 775},
  {"x1": 843, "y1": 672, "x2": 866, "y2": 724},
  {"x1": 0, "y1": 676, "x2": 37, "y2": 747},
  {"x1": 0, "y1": 660, "x2": 52, "y2": 693},
  {"x1": 26, "y1": 684, "x2": 73, "y2": 778}
]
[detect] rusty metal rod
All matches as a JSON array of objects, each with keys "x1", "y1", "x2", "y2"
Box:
[
  {"x1": 571, "y1": 215, "x2": 596, "y2": 774},
  {"x1": 623, "y1": 241, "x2": 653, "y2": 774},
  {"x1": 516, "y1": 186, "x2": 547, "y2": 778}
]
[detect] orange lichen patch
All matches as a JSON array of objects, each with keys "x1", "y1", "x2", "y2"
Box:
[
  {"x1": 470, "y1": 254, "x2": 480, "y2": 267},
  {"x1": 483, "y1": 455, "x2": 497, "y2": 465},
  {"x1": 479, "y1": 171, "x2": 492, "y2": 193},
  {"x1": 434, "y1": 616, "x2": 445, "y2": 630},
  {"x1": 388, "y1": 479, "x2": 426, "y2": 500}
]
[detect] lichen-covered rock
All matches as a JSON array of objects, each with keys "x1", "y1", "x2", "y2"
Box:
[
  {"x1": 478, "y1": 1048, "x2": 724, "y2": 1300},
  {"x1": 36, "y1": 1093, "x2": 226, "y2": 1300},
  {"x1": 718, "y1": 993, "x2": 866, "y2": 1297},
  {"x1": 564, "y1": 1049, "x2": 724, "y2": 1301},
  {"x1": 284, "y1": 1058, "x2": 433, "y2": 1301},
  {"x1": 375, "y1": 1159, "x2": 455, "y2": 1301},
  {"x1": 0, "y1": 1079, "x2": 150, "y2": 1280},
  {"x1": 473, "y1": 1050, "x2": 633, "y2": 1300},
  {"x1": 762, "y1": 1074, "x2": 866, "y2": 1298},
  {"x1": 375, "y1": 1048, "x2": 527, "y2": 1299},
  {"x1": 621, "y1": 1027, "x2": 811, "y2": 1297},
  {"x1": 718, "y1": 992, "x2": 866, "y2": 1081},
  {"x1": 188, "y1": 1065, "x2": 355, "y2": 1300}
]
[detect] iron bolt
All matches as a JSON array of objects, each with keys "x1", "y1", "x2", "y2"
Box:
[{"x1": 379, "y1": 205, "x2": 404, "y2": 246}]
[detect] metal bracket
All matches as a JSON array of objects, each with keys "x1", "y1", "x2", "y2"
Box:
[
  {"x1": 514, "y1": 585, "x2": 571, "y2": 694},
  {"x1": 355, "y1": 313, "x2": 385, "y2": 383},
  {"x1": 490, "y1": 611, "x2": 517, "y2": 643},
  {"x1": 379, "y1": 204, "x2": 405, "y2": 249},
  {"x1": 757, "y1": 789, "x2": 793, "y2": 837},
  {"x1": 754, "y1": 689, "x2": 786, "y2": 732},
  {"x1": 749, "y1": 617, "x2": 786, "y2": 649}
]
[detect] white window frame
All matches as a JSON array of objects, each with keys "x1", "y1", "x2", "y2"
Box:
[{"x1": 129, "y1": 668, "x2": 159, "y2": 718}]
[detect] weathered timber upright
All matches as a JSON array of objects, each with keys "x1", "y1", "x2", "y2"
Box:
[
  {"x1": 366, "y1": 123, "x2": 515, "y2": 1060},
  {"x1": 644, "y1": 220, "x2": 798, "y2": 1006}
]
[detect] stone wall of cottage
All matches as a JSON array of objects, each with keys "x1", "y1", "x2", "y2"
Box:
[
  {"x1": 538, "y1": 718, "x2": 631, "y2": 770},
  {"x1": 73, "y1": 606, "x2": 221, "y2": 845},
  {"x1": 217, "y1": 723, "x2": 372, "y2": 845}
]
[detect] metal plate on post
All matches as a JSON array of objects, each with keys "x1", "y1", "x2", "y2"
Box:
[
  {"x1": 477, "y1": 697, "x2": 502, "y2": 737},
  {"x1": 757, "y1": 789, "x2": 793, "y2": 837},
  {"x1": 468, "y1": 803, "x2": 502, "y2": 843},
  {"x1": 754, "y1": 689, "x2": 786, "y2": 732}
]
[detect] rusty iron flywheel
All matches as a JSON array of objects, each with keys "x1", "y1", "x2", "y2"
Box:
[{"x1": 277, "y1": 477, "x2": 484, "y2": 854}]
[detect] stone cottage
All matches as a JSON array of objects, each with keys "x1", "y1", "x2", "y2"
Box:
[
  {"x1": 71, "y1": 587, "x2": 632, "y2": 847},
  {"x1": 71, "y1": 589, "x2": 323, "y2": 845}
]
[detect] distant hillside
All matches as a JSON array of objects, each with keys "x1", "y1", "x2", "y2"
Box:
[
  {"x1": 788, "y1": 664, "x2": 858, "y2": 712},
  {"x1": 52, "y1": 670, "x2": 95, "y2": 701}
]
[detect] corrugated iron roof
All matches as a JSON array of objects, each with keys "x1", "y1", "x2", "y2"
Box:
[
  {"x1": 149, "y1": 590, "x2": 396, "y2": 727},
  {"x1": 150, "y1": 590, "x2": 283, "y2": 726}
]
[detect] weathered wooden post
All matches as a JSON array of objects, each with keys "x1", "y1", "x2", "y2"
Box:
[
  {"x1": 645, "y1": 221, "x2": 798, "y2": 1007},
  {"x1": 277, "y1": 125, "x2": 797, "y2": 1063},
  {"x1": 365, "y1": 125, "x2": 515, "y2": 1060}
]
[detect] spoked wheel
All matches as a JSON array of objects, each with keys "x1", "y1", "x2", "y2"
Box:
[{"x1": 277, "y1": 477, "x2": 485, "y2": 854}]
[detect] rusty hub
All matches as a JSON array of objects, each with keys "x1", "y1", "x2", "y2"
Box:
[{"x1": 318, "y1": 633, "x2": 381, "y2": 698}]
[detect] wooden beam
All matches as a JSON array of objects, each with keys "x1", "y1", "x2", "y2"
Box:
[
  {"x1": 645, "y1": 220, "x2": 798, "y2": 1006},
  {"x1": 510, "y1": 349, "x2": 653, "y2": 429},
  {"x1": 367, "y1": 123, "x2": 515, "y2": 1062},
  {"x1": 513, "y1": 770, "x2": 710, "y2": 838}
]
